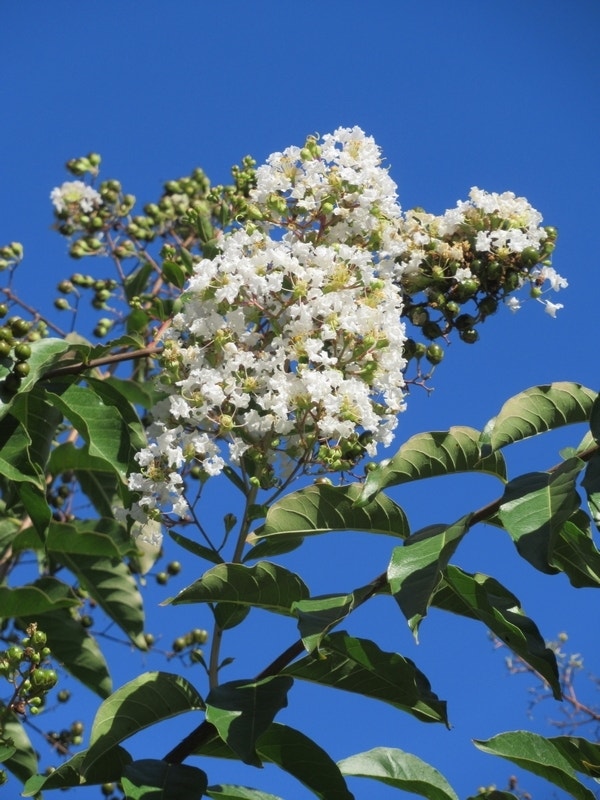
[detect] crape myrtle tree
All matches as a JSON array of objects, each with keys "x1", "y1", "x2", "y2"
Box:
[{"x1": 0, "y1": 126, "x2": 598, "y2": 800}]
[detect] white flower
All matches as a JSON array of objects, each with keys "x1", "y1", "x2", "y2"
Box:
[
  {"x1": 454, "y1": 267, "x2": 473, "y2": 283},
  {"x1": 50, "y1": 180, "x2": 102, "y2": 214},
  {"x1": 505, "y1": 297, "x2": 521, "y2": 313},
  {"x1": 533, "y1": 265, "x2": 568, "y2": 291},
  {"x1": 541, "y1": 299, "x2": 564, "y2": 318}
]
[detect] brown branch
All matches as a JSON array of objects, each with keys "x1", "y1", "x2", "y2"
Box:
[{"x1": 41, "y1": 345, "x2": 162, "y2": 380}]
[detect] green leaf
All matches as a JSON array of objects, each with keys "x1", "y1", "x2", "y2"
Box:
[
  {"x1": 549, "y1": 736, "x2": 600, "y2": 779},
  {"x1": 474, "y1": 731, "x2": 597, "y2": 800},
  {"x1": 206, "y1": 676, "x2": 293, "y2": 766},
  {"x1": 166, "y1": 562, "x2": 310, "y2": 616},
  {"x1": 550, "y1": 517, "x2": 600, "y2": 588},
  {"x1": 431, "y1": 566, "x2": 560, "y2": 698},
  {"x1": 387, "y1": 515, "x2": 472, "y2": 636},
  {"x1": 497, "y1": 457, "x2": 584, "y2": 574},
  {"x1": 589, "y1": 393, "x2": 600, "y2": 444},
  {"x1": 124, "y1": 261, "x2": 154, "y2": 301},
  {"x1": 480, "y1": 383, "x2": 597, "y2": 454},
  {"x1": 84, "y1": 376, "x2": 146, "y2": 450},
  {"x1": 581, "y1": 452, "x2": 600, "y2": 531},
  {"x1": 0, "y1": 577, "x2": 78, "y2": 616},
  {"x1": 338, "y1": 747, "x2": 458, "y2": 800},
  {"x1": 256, "y1": 723, "x2": 354, "y2": 800},
  {"x1": 249, "y1": 483, "x2": 408, "y2": 546},
  {"x1": 22, "y1": 746, "x2": 132, "y2": 795},
  {"x1": 192, "y1": 722, "x2": 354, "y2": 800},
  {"x1": 162, "y1": 260, "x2": 187, "y2": 289},
  {"x1": 294, "y1": 582, "x2": 383, "y2": 653},
  {"x1": 42, "y1": 380, "x2": 141, "y2": 479},
  {"x1": 122, "y1": 760, "x2": 207, "y2": 799},
  {"x1": 169, "y1": 530, "x2": 225, "y2": 564},
  {"x1": 14, "y1": 518, "x2": 134, "y2": 558},
  {"x1": 242, "y1": 534, "x2": 304, "y2": 562},
  {"x1": 214, "y1": 602, "x2": 251, "y2": 630},
  {"x1": 284, "y1": 631, "x2": 447, "y2": 725},
  {"x1": 360, "y1": 426, "x2": 506, "y2": 504},
  {"x1": 48, "y1": 441, "x2": 123, "y2": 517},
  {"x1": 0, "y1": 712, "x2": 37, "y2": 782},
  {"x1": 58, "y1": 553, "x2": 146, "y2": 647},
  {"x1": 206, "y1": 785, "x2": 284, "y2": 800},
  {"x1": 81, "y1": 672, "x2": 204, "y2": 777},
  {"x1": 0, "y1": 339, "x2": 89, "y2": 420},
  {"x1": 20, "y1": 607, "x2": 112, "y2": 698}
]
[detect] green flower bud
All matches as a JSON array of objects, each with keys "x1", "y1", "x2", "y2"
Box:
[{"x1": 425, "y1": 343, "x2": 444, "y2": 365}]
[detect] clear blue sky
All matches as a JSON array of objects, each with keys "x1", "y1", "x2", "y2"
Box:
[{"x1": 2, "y1": 2, "x2": 599, "y2": 798}]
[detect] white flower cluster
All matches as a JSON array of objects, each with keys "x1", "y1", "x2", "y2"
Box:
[
  {"x1": 50, "y1": 180, "x2": 102, "y2": 215},
  {"x1": 128, "y1": 127, "x2": 409, "y2": 526}
]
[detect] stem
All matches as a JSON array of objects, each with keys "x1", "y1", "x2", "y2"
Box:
[
  {"x1": 41, "y1": 345, "x2": 161, "y2": 380},
  {"x1": 207, "y1": 483, "x2": 259, "y2": 689}
]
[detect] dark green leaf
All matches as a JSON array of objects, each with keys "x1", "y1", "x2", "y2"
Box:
[
  {"x1": 21, "y1": 607, "x2": 111, "y2": 698},
  {"x1": 581, "y1": 452, "x2": 600, "y2": 531},
  {"x1": 284, "y1": 632, "x2": 447, "y2": 725},
  {"x1": 480, "y1": 383, "x2": 597, "y2": 454},
  {"x1": 192, "y1": 722, "x2": 354, "y2": 800},
  {"x1": 122, "y1": 760, "x2": 207, "y2": 799},
  {"x1": 206, "y1": 785, "x2": 284, "y2": 800},
  {"x1": 294, "y1": 582, "x2": 383, "y2": 653},
  {"x1": 497, "y1": 458, "x2": 584, "y2": 573},
  {"x1": 589, "y1": 393, "x2": 600, "y2": 444},
  {"x1": 58, "y1": 553, "x2": 146, "y2": 647},
  {"x1": 0, "y1": 712, "x2": 37, "y2": 782},
  {"x1": 0, "y1": 339, "x2": 89, "y2": 420},
  {"x1": 338, "y1": 747, "x2": 458, "y2": 800},
  {"x1": 14, "y1": 518, "x2": 134, "y2": 558},
  {"x1": 474, "y1": 731, "x2": 597, "y2": 800},
  {"x1": 249, "y1": 483, "x2": 408, "y2": 545},
  {"x1": 206, "y1": 676, "x2": 293, "y2": 766},
  {"x1": 166, "y1": 562, "x2": 309, "y2": 616},
  {"x1": 169, "y1": 530, "x2": 225, "y2": 564},
  {"x1": 388, "y1": 515, "x2": 472, "y2": 636},
  {"x1": 213, "y1": 602, "x2": 251, "y2": 630},
  {"x1": 550, "y1": 518, "x2": 600, "y2": 588},
  {"x1": 81, "y1": 672, "x2": 204, "y2": 777},
  {"x1": 432, "y1": 566, "x2": 560, "y2": 698},
  {"x1": 124, "y1": 261, "x2": 154, "y2": 300},
  {"x1": 242, "y1": 534, "x2": 304, "y2": 562},
  {"x1": 360, "y1": 426, "x2": 506, "y2": 504},
  {"x1": 21, "y1": 746, "x2": 132, "y2": 795},
  {"x1": 48, "y1": 441, "x2": 123, "y2": 517},
  {"x1": 162, "y1": 260, "x2": 187, "y2": 289},
  {"x1": 0, "y1": 577, "x2": 78, "y2": 616},
  {"x1": 256, "y1": 723, "x2": 354, "y2": 800}
]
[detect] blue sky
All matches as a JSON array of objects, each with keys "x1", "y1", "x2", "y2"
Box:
[{"x1": 2, "y1": 2, "x2": 599, "y2": 798}]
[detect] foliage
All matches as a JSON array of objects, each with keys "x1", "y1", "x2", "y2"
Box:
[{"x1": 0, "y1": 129, "x2": 597, "y2": 800}]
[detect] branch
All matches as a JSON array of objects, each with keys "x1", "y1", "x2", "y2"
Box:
[{"x1": 41, "y1": 345, "x2": 162, "y2": 380}]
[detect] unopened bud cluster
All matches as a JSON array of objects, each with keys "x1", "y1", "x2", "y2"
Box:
[{"x1": 0, "y1": 623, "x2": 57, "y2": 717}]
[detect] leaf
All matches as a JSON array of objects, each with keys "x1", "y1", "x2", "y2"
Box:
[
  {"x1": 474, "y1": 731, "x2": 597, "y2": 800},
  {"x1": 192, "y1": 722, "x2": 354, "y2": 800},
  {"x1": 214, "y1": 602, "x2": 251, "y2": 630},
  {"x1": 589, "y1": 393, "x2": 600, "y2": 444},
  {"x1": 0, "y1": 712, "x2": 37, "y2": 782},
  {"x1": 166, "y1": 562, "x2": 310, "y2": 616},
  {"x1": 0, "y1": 339, "x2": 89, "y2": 420},
  {"x1": 480, "y1": 383, "x2": 597, "y2": 454},
  {"x1": 360, "y1": 426, "x2": 506, "y2": 504},
  {"x1": 206, "y1": 785, "x2": 285, "y2": 800},
  {"x1": 42, "y1": 380, "x2": 141, "y2": 479},
  {"x1": 550, "y1": 518, "x2": 600, "y2": 588},
  {"x1": 206, "y1": 676, "x2": 293, "y2": 766},
  {"x1": 22, "y1": 746, "x2": 132, "y2": 795},
  {"x1": 162, "y1": 260, "x2": 187, "y2": 289},
  {"x1": 0, "y1": 577, "x2": 78, "y2": 616},
  {"x1": 338, "y1": 747, "x2": 458, "y2": 800},
  {"x1": 14, "y1": 518, "x2": 134, "y2": 558},
  {"x1": 20, "y1": 607, "x2": 112, "y2": 698},
  {"x1": 48, "y1": 441, "x2": 124, "y2": 517},
  {"x1": 81, "y1": 672, "x2": 204, "y2": 777},
  {"x1": 122, "y1": 760, "x2": 207, "y2": 799},
  {"x1": 294, "y1": 582, "x2": 383, "y2": 653},
  {"x1": 431, "y1": 566, "x2": 560, "y2": 698},
  {"x1": 248, "y1": 483, "x2": 408, "y2": 546},
  {"x1": 549, "y1": 736, "x2": 600, "y2": 779},
  {"x1": 581, "y1": 452, "x2": 600, "y2": 531},
  {"x1": 169, "y1": 530, "x2": 225, "y2": 565},
  {"x1": 58, "y1": 553, "x2": 146, "y2": 648},
  {"x1": 497, "y1": 458, "x2": 584, "y2": 573},
  {"x1": 284, "y1": 631, "x2": 447, "y2": 725},
  {"x1": 387, "y1": 515, "x2": 472, "y2": 636}
]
